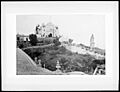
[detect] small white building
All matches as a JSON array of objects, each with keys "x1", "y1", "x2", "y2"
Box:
[{"x1": 16, "y1": 34, "x2": 30, "y2": 41}]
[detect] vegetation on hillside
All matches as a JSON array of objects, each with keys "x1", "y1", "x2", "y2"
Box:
[
  {"x1": 17, "y1": 41, "x2": 31, "y2": 49},
  {"x1": 16, "y1": 48, "x2": 55, "y2": 75},
  {"x1": 17, "y1": 34, "x2": 105, "y2": 75},
  {"x1": 29, "y1": 34, "x2": 37, "y2": 46},
  {"x1": 23, "y1": 45, "x2": 105, "y2": 74}
]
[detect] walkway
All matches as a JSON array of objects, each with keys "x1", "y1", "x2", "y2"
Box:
[{"x1": 22, "y1": 43, "x2": 54, "y2": 50}]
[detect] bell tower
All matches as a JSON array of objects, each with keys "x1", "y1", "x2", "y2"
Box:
[{"x1": 90, "y1": 34, "x2": 95, "y2": 51}]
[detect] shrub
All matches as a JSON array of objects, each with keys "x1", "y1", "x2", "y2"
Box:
[
  {"x1": 29, "y1": 34, "x2": 37, "y2": 46},
  {"x1": 59, "y1": 58, "x2": 70, "y2": 72},
  {"x1": 53, "y1": 37, "x2": 61, "y2": 46},
  {"x1": 17, "y1": 41, "x2": 29, "y2": 49}
]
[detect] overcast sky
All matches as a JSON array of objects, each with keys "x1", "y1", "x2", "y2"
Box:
[{"x1": 16, "y1": 14, "x2": 105, "y2": 49}]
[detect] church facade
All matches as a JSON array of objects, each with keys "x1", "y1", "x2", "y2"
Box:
[{"x1": 35, "y1": 22, "x2": 59, "y2": 38}]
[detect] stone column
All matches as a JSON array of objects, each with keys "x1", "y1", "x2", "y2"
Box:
[
  {"x1": 38, "y1": 59, "x2": 42, "y2": 67},
  {"x1": 34, "y1": 57, "x2": 37, "y2": 64},
  {"x1": 56, "y1": 60, "x2": 61, "y2": 70},
  {"x1": 43, "y1": 63, "x2": 46, "y2": 68},
  {"x1": 55, "y1": 60, "x2": 62, "y2": 74}
]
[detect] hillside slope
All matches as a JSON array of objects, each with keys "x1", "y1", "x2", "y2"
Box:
[{"x1": 16, "y1": 48, "x2": 55, "y2": 75}]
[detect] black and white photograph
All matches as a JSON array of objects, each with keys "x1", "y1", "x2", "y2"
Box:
[
  {"x1": 16, "y1": 15, "x2": 106, "y2": 75},
  {"x1": 2, "y1": 1, "x2": 119, "y2": 91}
]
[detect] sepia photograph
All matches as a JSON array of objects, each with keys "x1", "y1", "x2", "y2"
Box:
[{"x1": 16, "y1": 15, "x2": 105, "y2": 75}]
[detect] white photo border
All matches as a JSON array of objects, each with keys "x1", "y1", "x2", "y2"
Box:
[{"x1": 2, "y1": 1, "x2": 119, "y2": 91}]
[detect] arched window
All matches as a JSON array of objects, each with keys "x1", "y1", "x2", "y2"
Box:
[
  {"x1": 43, "y1": 33, "x2": 45, "y2": 37},
  {"x1": 48, "y1": 33, "x2": 52, "y2": 37},
  {"x1": 26, "y1": 38, "x2": 28, "y2": 41},
  {"x1": 17, "y1": 37, "x2": 20, "y2": 41},
  {"x1": 56, "y1": 26, "x2": 58, "y2": 29}
]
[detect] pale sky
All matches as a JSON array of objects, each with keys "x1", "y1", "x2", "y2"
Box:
[{"x1": 16, "y1": 14, "x2": 105, "y2": 49}]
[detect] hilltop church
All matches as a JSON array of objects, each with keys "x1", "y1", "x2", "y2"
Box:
[{"x1": 35, "y1": 22, "x2": 59, "y2": 38}]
